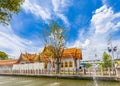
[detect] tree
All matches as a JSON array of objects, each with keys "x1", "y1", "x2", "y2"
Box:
[
  {"x1": 0, "y1": 0, "x2": 24, "y2": 25},
  {"x1": 102, "y1": 52, "x2": 112, "y2": 69},
  {"x1": 0, "y1": 51, "x2": 8, "y2": 60},
  {"x1": 85, "y1": 63, "x2": 92, "y2": 68},
  {"x1": 42, "y1": 21, "x2": 67, "y2": 73}
]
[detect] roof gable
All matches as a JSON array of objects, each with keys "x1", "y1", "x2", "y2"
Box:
[{"x1": 18, "y1": 53, "x2": 50, "y2": 63}]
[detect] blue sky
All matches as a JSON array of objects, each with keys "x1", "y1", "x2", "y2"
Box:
[{"x1": 0, "y1": 0, "x2": 120, "y2": 60}]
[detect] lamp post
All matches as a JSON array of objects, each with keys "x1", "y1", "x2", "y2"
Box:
[
  {"x1": 107, "y1": 46, "x2": 117, "y2": 68},
  {"x1": 107, "y1": 34, "x2": 117, "y2": 69}
]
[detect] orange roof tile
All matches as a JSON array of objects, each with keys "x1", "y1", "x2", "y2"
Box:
[
  {"x1": 19, "y1": 53, "x2": 50, "y2": 63},
  {"x1": 40, "y1": 54, "x2": 50, "y2": 62},
  {"x1": 19, "y1": 53, "x2": 38, "y2": 63},
  {"x1": 41, "y1": 46, "x2": 82, "y2": 60},
  {"x1": 117, "y1": 61, "x2": 120, "y2": 65},
  {"x1": 62, "y1": 48, "x2": 82, "y2": 60},
  {"x1": 0, "y1": 60, "x2": 18, "y2": 66}
]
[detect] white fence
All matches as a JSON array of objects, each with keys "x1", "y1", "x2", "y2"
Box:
[
  {"x1": 0, "y1": 67, "x2": 117, "y2": 77},
  {"x1": 12, "y1": 63, "x2": 45, "y2": 71}
]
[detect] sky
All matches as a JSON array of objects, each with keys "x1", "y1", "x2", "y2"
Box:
[{"x1": 0, "y1": 0, "x2": 120, "y2": 60}]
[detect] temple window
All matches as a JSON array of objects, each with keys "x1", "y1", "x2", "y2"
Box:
[
  {"x1": 44, "y1": 63, "x2": 47, "y2": 69},
  {"x1": 53, "y1": 61, "x2": 55, "y2": 68},
  {"x1": 61, "y1": 62, "x2": 63, "y2": 68},
  {"x1": 69, "y1": 61, "x2": 73, "y2": 67},
  {"x1": 65, "y1": 62, "x2": 68, "y2": 67}
]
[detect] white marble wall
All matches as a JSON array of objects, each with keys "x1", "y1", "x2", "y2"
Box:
[
  {"x1": 60, "y1": 58, "x2": 80, "y2": 70},
  {"x1": 12, "y1": 62, "x2": 45, "y2": 71},
  {"x1": 0, "y1": 66, "x2": 12, "y2": 73}
]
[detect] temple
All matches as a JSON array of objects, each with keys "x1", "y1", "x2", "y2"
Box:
[{"x1": 0, "y1": 47, "x2": 82, "y2": 73}]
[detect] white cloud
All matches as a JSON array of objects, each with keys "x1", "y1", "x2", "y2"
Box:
[
  {"x1": 91, "y1": 5, "x2": 120, "y2": 34},
  {"x1": 67, "y1": 4, "x2": 120, "y2": 60},
  {"x1": 52, "y1": 0, "x2": 71, "y2": 12},
  {"x1": 52, "y1": 0, "x2": 71, "y2": 26},
  {"x1": 52, "y1": 0, "x2": 60, "y2": 12},
  {"x1": 56, "y1": 13, "x2": 70, "y2": 26},
  {"x1": 0, "y1": 25, "x2": 39, "y2": 58},
  {"x1": 22, "y1": 0, "x2": 51, "y2": 22},
  {"x1": 83, "y1": 5, "x2": 120, "y2": 60},
  {"x1": 22, "y1": 0, "x2": 71, "y2": 26},
  {"x1": 82, "y1": 39, "x2": 90, "y2": 48}
]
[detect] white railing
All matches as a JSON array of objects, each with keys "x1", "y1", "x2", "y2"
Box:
[{"x1": 0, "y1": 68, "x2": 117, "y2": 77}]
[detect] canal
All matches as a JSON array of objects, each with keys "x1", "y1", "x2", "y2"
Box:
[{"x1": 0, "y1": 76, "x2": 119, "y2": 86}]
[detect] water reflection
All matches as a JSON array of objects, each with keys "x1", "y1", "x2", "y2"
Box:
[{"x1": 0, "y1": 76, "x2": 119, "y2": 86}]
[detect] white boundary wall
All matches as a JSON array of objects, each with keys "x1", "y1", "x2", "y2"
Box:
[{"x1": 12, "y1": 63, "x2": 45, "y2": 71}]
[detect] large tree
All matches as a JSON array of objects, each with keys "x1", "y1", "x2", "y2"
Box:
[
  {"x1": 102, "y1": 52, "x2": 112, "y2": 69},
  {"x1": 0, "y1": 51, "x2": 8, "y2": 60},
  {"x1": 42, "y1": 21, "x2": 67, "y2": 73},
  {"x1": 0, "y1": 0, "x2": 24, "y2": 24}
]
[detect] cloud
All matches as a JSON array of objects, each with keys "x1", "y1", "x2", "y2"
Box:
[
  {"x1": 22, "y1": 0, "x2": 51, "y2": 22},
  {"x1": 22, "y1": 0, "x2": 71, "y2": 26},
  {"x1": 84, "y1": 4, "x2": 120, "y2": 60},
  {"x1": 82, "y1": 39, "x2": 90, "y2": 48},
  {"x1": 91, "y1": 5, "x2": 120, "y2": 34},
  {"x1": 52, "y1": 0, "x2": 71, "y2": 26},
  {"x1": 52, "y1": 0, "x2": 71, "y2": 13},
  {"x1": 67, "y1": 4, "x2": 120, "y2": 60},
  {"x1": 52, "y1": 0, "x2": 60, "y2": 12},
  {"x1": 56, "y1": 13, "x2": 70, "y2": 26},
  {"x1": 0, "y1": 25, "x2": 39, "y2": 58}
]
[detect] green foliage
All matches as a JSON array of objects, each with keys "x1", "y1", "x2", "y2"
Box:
[
  {"x1": 0, "y1": 51, "x2": 8, "y2": 60},
  {"x1": 85, "y1": 63, "x2": 92, "y2": 68},
  {"x1": 0, "y1": 0, "x2": 24, "y2": 24},
  {"x1": 102, "y1": 52, "x2": 112, "y2": 69}
]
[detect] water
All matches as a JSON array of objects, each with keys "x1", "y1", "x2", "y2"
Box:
[
  {"x1": 0, "y1": 76, "x2": 119, "y2": 86},
  {"x1": 92, "y1": 64, "x2": 99, "y2": 86}
]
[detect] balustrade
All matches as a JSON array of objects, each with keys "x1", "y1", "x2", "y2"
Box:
[{"x1": 0, "y1": 68, "x2": 118, "y2": 77}]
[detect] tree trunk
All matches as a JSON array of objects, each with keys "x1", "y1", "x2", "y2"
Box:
[
  {"x1": 56, "y1": 57, "x2": 60, "y2": 74},
  {"x1": 74, "y1": 58, "x2": 77, "y2": 72}
]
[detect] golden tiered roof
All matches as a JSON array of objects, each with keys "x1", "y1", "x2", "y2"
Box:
[
  {"x1": 19, "y1": 53, "x2": 50, "y2": 63},
  {"x1": 39, "y1": 54, "x2": 50, "y2": 62},
  {"x1": 19, "y1": 53, "x2": 38, "y2": 63},
  {"x1": 62, "y1": 48, "x2": 82, "y2": 60},
  {"x1": 41, "y1": 46, "x2": 82, "y2": 60}
]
